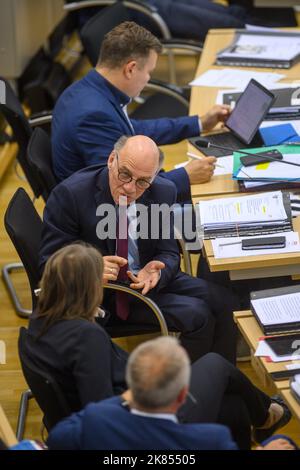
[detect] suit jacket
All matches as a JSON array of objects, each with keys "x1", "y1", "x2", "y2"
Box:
[
  {"x1": 39, "y1": 165, "x2": 180, "y2": 291},
  {"x1": 52, "y1": 69, "x2": 199, "y2": 201},
  {"x1": 47, "y1": 396, "x2": 238, "y2": 450},
  {"x1": 26, "y1": 316, "x2": 128, "y2": 410}
]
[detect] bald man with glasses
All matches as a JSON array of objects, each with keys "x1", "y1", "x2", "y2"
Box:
[{"x1": 40, "y1": 135, "x2": 237, "y2": 363}]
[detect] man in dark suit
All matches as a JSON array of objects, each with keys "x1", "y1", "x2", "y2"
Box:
[
  {"x1": 47, "y1": 337, "x2": 294, "y2": 450},
  {"x1": 142, "y1": 1, "x2": 296, "y2": 42},
  {"x1": 40, "y1": 134, "x2": 237, "y2": 363},
  {"x1": 52, "y1": 21, "x2": 231, "y2": 202}
]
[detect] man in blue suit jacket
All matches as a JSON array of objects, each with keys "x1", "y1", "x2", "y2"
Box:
[
  {"x1": 40, "y1": 134, "x2": 237, "y2": 363},
  {"x1": 52, "y1": 21, "x2": 230, "y2": 202},
  {"x1": 47, "y1": 337, "x2": 294, "y2": 451}
]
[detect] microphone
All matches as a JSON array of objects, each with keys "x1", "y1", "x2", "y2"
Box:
[{"x1": 196, "y1": 138, "x2": 300, "y2": 169}]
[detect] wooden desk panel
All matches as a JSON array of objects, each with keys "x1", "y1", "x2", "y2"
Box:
[
  {"x1": 234, "y1": 311, "x2": 293, "y2": 391},
  {"x1": 281, "y1": 389, "x2": 300, "y2": 423}
]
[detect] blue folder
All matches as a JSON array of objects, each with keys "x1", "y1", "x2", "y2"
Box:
[{"x1": 259, "y1": 123, "x2": 300, "y2": 146}]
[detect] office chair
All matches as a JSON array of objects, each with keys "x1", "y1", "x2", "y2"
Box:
[
  {"x1": 0, "y1": 78, "x2": 53, "y2": 317},
  {"x1": 27, "y1": 128, "x2": 58, "y2": 202},
  {"x1": 17, "y1": 327, "x2": 72, "y2": 440},
  {"x1": 4, "y1": 188, "x2": 169, "y2": 335},
  {"x1": 3, "y1": 188, "x2": 43, "y2": 317},
  {"x1": 64, "y1": 0, "x2": 202, "y2": 85}
]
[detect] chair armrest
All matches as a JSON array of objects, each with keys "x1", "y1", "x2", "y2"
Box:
[
  {"x1": 28, "y1": 112, "x2": 52, "y2": 128},
  {"x1": 146, "y1": 79, "x2": 189, "y2": 108},
  {"x1": 161, "y1": 39, "x2": 203, "y2": 54},
  {"x1": 104, "y1": 282, "x2": 169, "y2": 336}
]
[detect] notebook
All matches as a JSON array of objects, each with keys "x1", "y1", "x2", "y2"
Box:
[
  {"x1": 251, "y1": 285, "x2": 300, "y2": 335},
  {"x1": 216, "y1": 30, "x2": 300, "y2": 69},
  {"x1": 189, "y1": 79, "x2": 275, "y2": 157}
]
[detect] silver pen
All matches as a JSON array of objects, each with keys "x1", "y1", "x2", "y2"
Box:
[
  {"x1": 218, "y1": 240, "x2": 242, "y2": 247},
  {"x1": 284, "y1": 141, "x2": 300, "y2": 146},
  {"x1": 187, "y1": 152, "x2": 224, "y2": 169}
]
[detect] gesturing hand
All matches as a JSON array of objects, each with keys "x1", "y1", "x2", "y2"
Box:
[{"x1": 127, "y1": 261, "x2": 166, "y2": 295}]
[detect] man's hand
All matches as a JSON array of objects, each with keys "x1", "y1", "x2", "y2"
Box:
[
  {"x1": 127, "y1": 261, "x2": 166, "y2": 295},
  {"x1": 103, "y1": 255, "x2": 127, "y2": 283},
  {"x1": 200, "y1": 104, "x2": 231, "y2": 132},
  {"x1": 185, "y1": 156, "x2": 217, "y2": 184},
  {"x1": 256, "y1": 438, "x2": 295, "y2": 451}
]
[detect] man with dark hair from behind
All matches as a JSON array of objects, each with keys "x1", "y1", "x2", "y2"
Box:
[
  {"x1": 52, "y1": 21, "x2": 230, "y2": 202},
  {"x1": 47, "y1": 337, "x2": 295, "y2": 450}
]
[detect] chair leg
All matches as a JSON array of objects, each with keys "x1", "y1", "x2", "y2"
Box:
[
  {"x1": 16, "y1": 390, "x2": 33, "y2": 441},
  {"x1": 2, "y1": 263, "x2": 31, "y2": 318}
]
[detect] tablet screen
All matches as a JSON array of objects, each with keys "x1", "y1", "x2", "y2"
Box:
[{"x1": 226, "y1": 79, "x2": 275, "y2": 144}]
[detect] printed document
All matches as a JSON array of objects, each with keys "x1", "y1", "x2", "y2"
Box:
[
  {"x1": 199, "y1": 191, "x2": 287, "y2": 226},
  {"x1": 189, "y1": 69, "x2": 284, "y2": 89},
  {"x1": 252, "y1": 292, "x2": 300, "y2": 326},
  {"x1": 236, "y1": 153, "x2": 300, "y2": 181}
]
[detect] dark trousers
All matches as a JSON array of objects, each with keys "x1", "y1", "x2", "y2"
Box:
[
  {"x1": 179, "y1": 352, "x2": 271, "y2": 449},
  {"x1": 127, "y1": 272, "x2": 238, "y2": 364}
]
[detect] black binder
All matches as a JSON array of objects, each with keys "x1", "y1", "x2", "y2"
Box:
[
  {"x1": 250, "y1": 285, "x2": 300, "y2": 335},
  {"x1": 216, "y1": 30, "x2": 300, "y2": 69}
]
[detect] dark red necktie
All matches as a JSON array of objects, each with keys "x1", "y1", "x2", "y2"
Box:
[{"x1": 116, "y1": 207, "x2": 129, "y2": 320}]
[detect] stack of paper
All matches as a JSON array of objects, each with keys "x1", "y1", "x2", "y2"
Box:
[
  {"x1": 232, "y1": 144, "x2": 300, "y2": 191},
  {"x1": 189, "y1": 68, "x2": 284, "y2": 89},
  {"x1": 197, "y1": 191, "x2": 292, "y2": 239},
  {"x1": 215, "y1": 30, "x2": 300, "y2": 69},
  {"x1": 255, "y1": 340, "x2": 300, "y2": 363}
]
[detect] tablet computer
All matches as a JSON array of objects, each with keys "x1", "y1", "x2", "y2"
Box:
[{"x1": 264, "y1": 333, "x2": 300, "y2": 357}]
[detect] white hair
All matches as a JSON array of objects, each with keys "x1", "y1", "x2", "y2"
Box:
[{"x1": 126, "y1": 336, "x2": 190, "y2": 410}]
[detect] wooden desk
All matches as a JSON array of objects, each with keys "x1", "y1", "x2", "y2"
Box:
[
  {"x1": 235, "y1": 310, "x2": 300, "y2": 423},
  {"x1": 234, "y1": 311, "x2": 292, "y2": 391},
  {"x1": 189, "y1": 28, "x2": 300, "y2": 199}
]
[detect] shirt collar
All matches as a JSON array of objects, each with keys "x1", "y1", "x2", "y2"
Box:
[
  {"x1": 88, "y1": 69, "x2": 131, "y2": 108},
  {"x1": 131, "y1": 408, "x2": 178, "y2": 424}
]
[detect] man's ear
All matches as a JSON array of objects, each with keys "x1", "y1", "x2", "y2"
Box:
[
  {"x1": 124, "y1": 60, "x2": 137, "y2": 79},
  {"x1": 177, "y1": 386, "x2": 189, "y2": 407},
  {"x1": 108, "y1": 152, "x2": 115, "y2": 169}
]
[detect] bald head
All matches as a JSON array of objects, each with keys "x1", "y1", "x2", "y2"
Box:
[
  {"x1": 108, "y1": 135, "x2": 164, "y2": 204},
  {"x1": 126, "y1": 337, "x2": 191, "y2": 411}
]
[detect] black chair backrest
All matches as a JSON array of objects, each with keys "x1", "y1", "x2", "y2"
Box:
[
  {"x1": 0, "y1": 77, "x2": 42, "y2": 198},
  {"x1": 4, "y1": 188, "x2": 42, "y2": 310},
  {"x1": 80, "y1": 3, "x2": 130, "y2": 67},
  {"x1": 18, "y1": 327, "x2": 72, "y2": 430},
  {"x1": 27, "y1": 128, "x2": 58, "y2": 202}
]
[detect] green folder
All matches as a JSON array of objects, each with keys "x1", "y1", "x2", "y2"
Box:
[{"x1": 233, "y1": 144, "x2": 300, "y2": 179}]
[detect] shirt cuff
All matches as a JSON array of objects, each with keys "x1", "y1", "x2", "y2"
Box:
[{"x1": 198, "y1": 117, "x2": 202, "y2": 134}]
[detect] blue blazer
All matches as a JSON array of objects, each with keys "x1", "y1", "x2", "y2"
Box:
[
  {"x1": 39, "y1": 165, "x2": 180, "y2": 291},
  {"x1": 52, "y1": 69, "x2": 199, "y2": 201},
  {"x1": 47, "y1": 396, "x2": 238, "y2": 450}
]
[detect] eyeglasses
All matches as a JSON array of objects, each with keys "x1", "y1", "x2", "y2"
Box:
[{"x1": 115, "y1": 151, "x2": 154, "y2": 189}]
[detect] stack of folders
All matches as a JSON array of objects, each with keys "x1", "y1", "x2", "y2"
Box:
[
  {"x1": 197, "y1": 191, "x2": 292, "y2": 239},
  {"x1": 233, "y1": 145, "x2": 300, "y2": 192},
  {"x1": 250, "y1": 285, "x2": 300, "y2": 335},
  {"x1": 216, "y1": 30, "x2": 300, "y2": 69}
]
